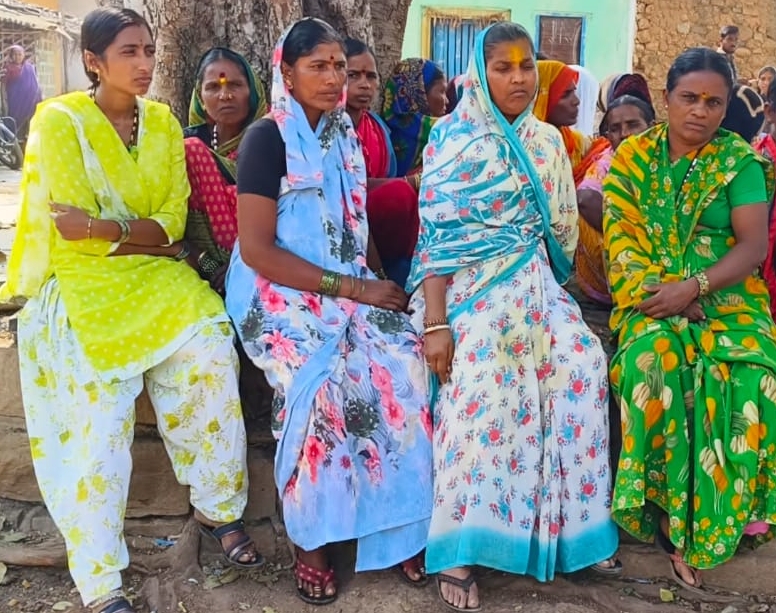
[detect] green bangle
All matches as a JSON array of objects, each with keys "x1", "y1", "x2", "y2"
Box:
[
  {"x1": 319, "y1": 270, "x2": 341, "y2": 296},
  {"x1": 197, "y1": 251, "x2": 221, "y2": 279}
]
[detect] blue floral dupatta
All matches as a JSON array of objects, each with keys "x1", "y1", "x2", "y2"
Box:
[{"x1": 406, "y1": 26, "x2": 574, "y2": 297}]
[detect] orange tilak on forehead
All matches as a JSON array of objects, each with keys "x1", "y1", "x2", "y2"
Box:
[
  {"x1": 508, "y1": 44, "x2": 525, "y2": 64},
  {"x1": 218, "y1": 72, "x2": 228, "y2": 86}
]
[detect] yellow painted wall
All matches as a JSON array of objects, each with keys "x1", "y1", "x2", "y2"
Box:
[{"x1": 20, "y1": 0, "x2": 60, "y2": 10}]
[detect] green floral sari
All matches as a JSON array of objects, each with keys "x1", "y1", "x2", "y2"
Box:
[{"x1": 603, "y1": 125, "x2": 776, "y2": 569}]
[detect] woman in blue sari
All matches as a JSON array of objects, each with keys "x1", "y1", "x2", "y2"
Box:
[
  {"x1": 225, "y1": 18, "x2": 433, "y2": 605},
  {"x1": 407, "y1": 22, "x2": 619, "y2": 611}
]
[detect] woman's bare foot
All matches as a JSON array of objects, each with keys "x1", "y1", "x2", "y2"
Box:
[
  {"x1": 295, "y1": 546, "x2": 337, "y2": 601},
  {"x1": 437, "y1": 566, "x2": 480, "y2": 611}
]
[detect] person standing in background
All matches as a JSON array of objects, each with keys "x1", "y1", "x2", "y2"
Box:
[
  {"x1": 0, "y1": 45, "x2": 42, "y2": 144},
  {"x1": 717, "y1": 25, "x2": 741, "y2": 82}
]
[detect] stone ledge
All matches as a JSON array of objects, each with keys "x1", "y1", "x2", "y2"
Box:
[
  {"x1": 0, "y1": 417, "x2": 191, "y2": 517},
  {"x1": 0, "y1": 417, "x2": 277, "y2": 521}
]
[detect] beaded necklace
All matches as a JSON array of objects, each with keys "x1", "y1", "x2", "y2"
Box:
[{"x1": 89, "y1": 88, "x2": 139, "y2": 151}]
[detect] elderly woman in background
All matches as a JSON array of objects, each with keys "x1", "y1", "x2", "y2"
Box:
[
  {"x1": 183, "y1": 47, "x2": 267, "y2": 292},
  {"x1": 381, "y1": 58, "x2": 447, "y2": 177},
  {"x1": 345, "y1": 38, "x2": 419, "y2": 287},
  {"x1": 575, "y1": 89, "x2": 655, "y2": 304},
  {"x1": 1, "y1": 44, "x2": 41, "y2": 143}
]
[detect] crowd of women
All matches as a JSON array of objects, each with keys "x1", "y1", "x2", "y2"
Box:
[{"x1": 2, "y1": 6, "x2": 776, "y2": 613}]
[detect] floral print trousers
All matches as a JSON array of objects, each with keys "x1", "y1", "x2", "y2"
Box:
[{"x1": 17, "y1": 279, "x2": 248, "y2": 606}]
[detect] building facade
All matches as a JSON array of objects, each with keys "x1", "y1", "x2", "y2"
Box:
[
  {"x1": 0, "y1": 0, "x2": 79, "y2": 98},
  {"x1": 634, "y1": 0, "x2": 776, "y2": 110},
  {"x1": 403, "y1": 0, "x2": 776, "y2": 105},
  {"x1": 401, "y1": 0, "x2": 638, "y2": 81}
]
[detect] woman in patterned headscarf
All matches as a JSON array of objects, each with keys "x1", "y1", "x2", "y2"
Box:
[
  {"x1": 381, "y1": 58, "x2": 448, "y2": 177},
  {"x1": 183, "y1": 47, "x2": 267, "y2": 292},
  {"x1": 226, "y1": 18, "x2": 433, "y2": 605}
]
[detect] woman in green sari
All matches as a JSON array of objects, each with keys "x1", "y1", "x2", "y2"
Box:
[
  {"x1": 603, "y1": 47, "x2": 776, "y2": 591},
  {"x1": 183, "y1": 47, "x2": 267, "y2": 293}
]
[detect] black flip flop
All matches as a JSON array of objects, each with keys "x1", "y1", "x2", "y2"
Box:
[
  {"x1": 590, "y1": 557, "x2": 623, "y2": 576},
  {"x1": 199, "y1": 518, "x2": 265, "y2": 569},
  {"x1": 654, "y1": 528, "x2": 704, "y2": 593},
  {"x1": 436, "y1": 572, "x2": 482, "y2": 612},
  {"x1": 99, "y1": 598, "x2": 135, "y2": 613}
]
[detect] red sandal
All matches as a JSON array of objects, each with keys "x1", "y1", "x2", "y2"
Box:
[
  {"x1": 294, "y1": 558, "x2": 338, "y2": 605},
  {"x1": 396, "y1": 551, "x2": 429, "y2": 587}
]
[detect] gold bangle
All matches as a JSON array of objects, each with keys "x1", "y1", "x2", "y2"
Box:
[
  {"x1": 693, "y1": 271, "x2": 710, "y2": 297},
  {"x1": 348, "y1": 275, "x2": 356, "y2": 298},
  {"x1": 87, "y1": 216, "x2": 93, "y2": 239},
  {"x1": 424, "y1": 324, "x2": 451, "y2": 334},
  {"x1": 423, "y1": 317, "x2": 448, "y2": 328}
]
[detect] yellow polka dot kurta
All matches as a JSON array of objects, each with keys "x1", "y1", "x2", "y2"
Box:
[{"x1": 1, "y1": 91, "x2": 226, "y2": 377}]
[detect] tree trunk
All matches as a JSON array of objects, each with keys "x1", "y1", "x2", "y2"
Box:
[
  {"x1": 141, "y1": 0, "x2": 410, "y2": 122},
  {"x1": 369, "y1": 0, "x2": 413, "y2": 87}
]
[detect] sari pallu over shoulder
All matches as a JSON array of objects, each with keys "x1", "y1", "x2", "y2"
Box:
[
  {"x1": 407, "y1": 50, "x2": 575, "y2": 299},
  {"x1": 604, "y1": 125, "x2": 775, "y2": 341},
  {"x1": 0, "y1": 91, "x2": 226, "y2": 377}
]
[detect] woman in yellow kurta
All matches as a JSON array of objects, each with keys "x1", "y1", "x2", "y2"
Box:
[{"x1": 0, "y1": 9, "x2": 263, "y2": 613}]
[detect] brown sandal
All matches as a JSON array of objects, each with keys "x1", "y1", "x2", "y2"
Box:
[{"x1": 294, "y1": 559, "x2": 338, "y2": 605}]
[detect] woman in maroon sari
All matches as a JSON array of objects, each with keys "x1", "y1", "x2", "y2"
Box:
[
  {"x1": 345, "y1": 38, "x2": 419, "y2": 287},
  {"x1": 1, "y1": 45, "x2": 41, "y2": 143}
]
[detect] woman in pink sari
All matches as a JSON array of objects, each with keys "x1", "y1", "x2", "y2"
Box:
[{"x1": 345, "y1": 38, "x2": 419, "y2": 287}]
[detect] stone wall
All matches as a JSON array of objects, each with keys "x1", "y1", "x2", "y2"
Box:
[{"x1": 634, "y1": 0, "x2": 776, "y2": 117}]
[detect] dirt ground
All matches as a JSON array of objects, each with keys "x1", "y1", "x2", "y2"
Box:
[{"x1": 2, "y1": 519, "x2": 775, "y2": 613}]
